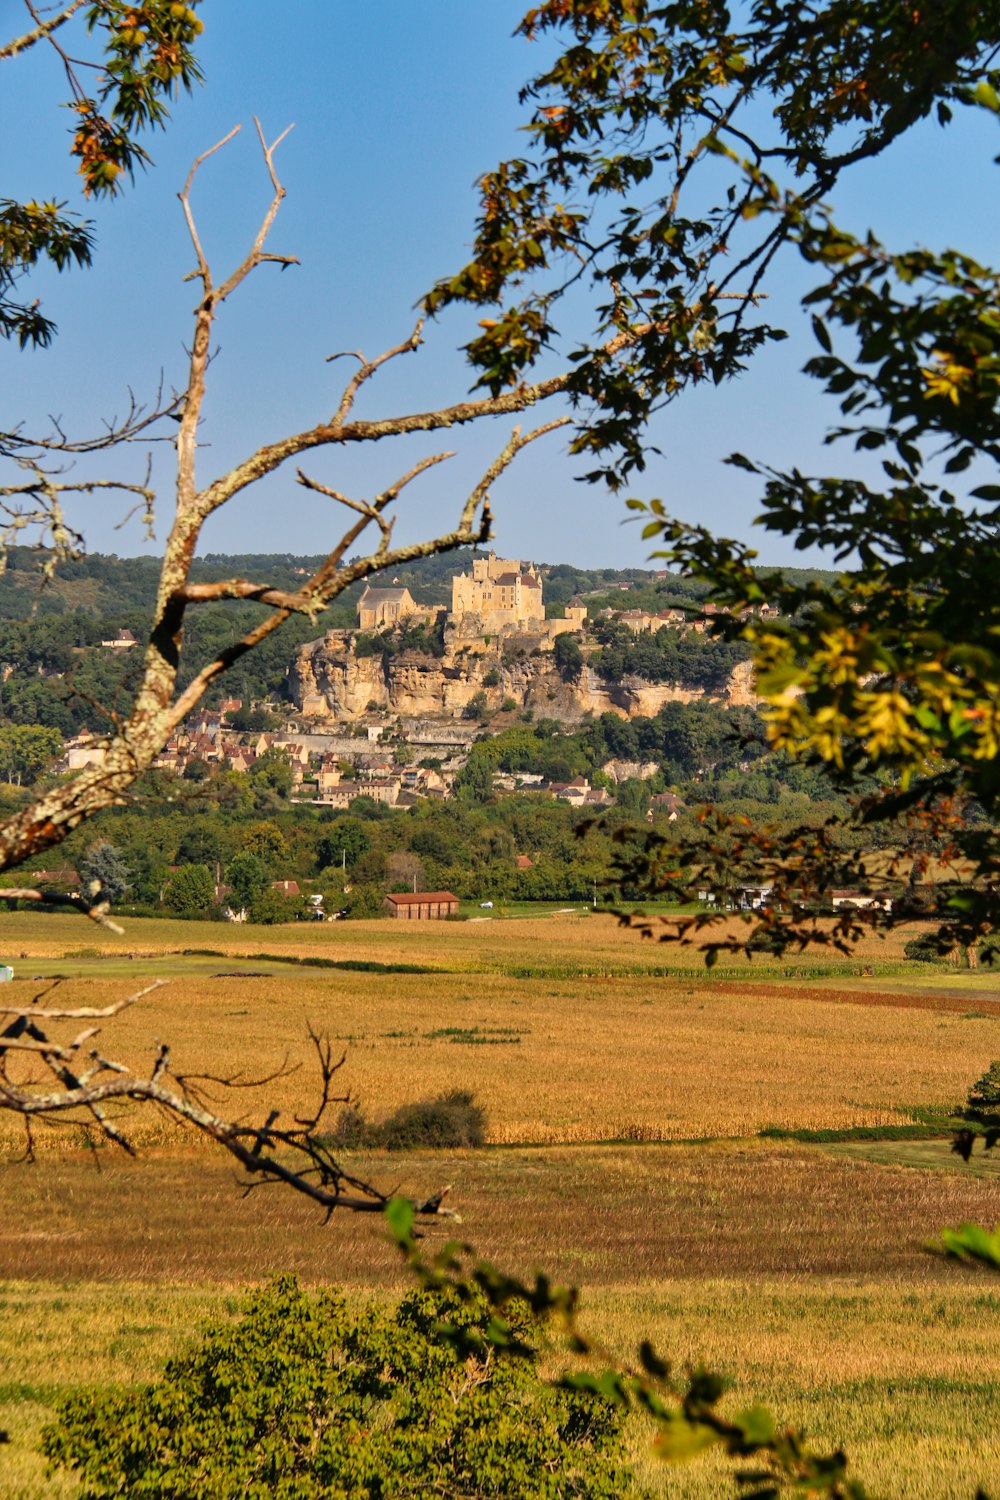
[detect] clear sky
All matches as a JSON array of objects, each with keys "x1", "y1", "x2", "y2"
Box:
[{"x1": 2, "y1": 3, "x2": 998, "y2": 572}]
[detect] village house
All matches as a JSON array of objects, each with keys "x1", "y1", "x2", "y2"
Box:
[
  {"x1": 649, "y1": 791, "x2": 686, "y2": 820},
  {"x1": 65, "y1": 733, "x2": 107, "y2": 771},
  {"x1": 547, "y1": 777, "x2": 614, "y2": 808},
  {"x1": 100, "y1": 628, "x2": 138, "y2": 650}
]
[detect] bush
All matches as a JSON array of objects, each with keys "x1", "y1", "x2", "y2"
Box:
[
  {"x1": 965, "y1": 1060, "x2": 1000, "y2": 1124},
  {"x1": 904, "y1": 932, "x2": 948, "y2": 963},
  {"x1": 330, "y1": 1089, "x2": 487, "y2": 1151},
  {"x1": 43, "y1": 1277, "x2": 628, "y2": 1500}
]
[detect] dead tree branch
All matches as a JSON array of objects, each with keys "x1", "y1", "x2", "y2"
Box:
[
  {"x1": 0, "y1": 0, "x2": 86, "y2": 62},
  {"x1": 0, "y1": 113, "x2": 741, "y2": 877},
  {"x1": 0, "y1": 988, "x2": 453, "y2": 1220}
]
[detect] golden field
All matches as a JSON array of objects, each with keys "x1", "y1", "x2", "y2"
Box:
[
  {"x1": 3, "y1": 909, "x2": 1000, "y2": 1497},
  {"x1": 1, "y1": 910, "x2": 998, "y2": 1147}
]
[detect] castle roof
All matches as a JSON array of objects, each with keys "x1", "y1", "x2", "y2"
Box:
[{"x1": 359, "y1": 586, "x2": 411, "y2": 603}]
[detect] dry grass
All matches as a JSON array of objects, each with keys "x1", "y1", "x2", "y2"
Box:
[
  {"x1": 3, "y1": 959, "x2": 997, "y2": 1150},
  {"x1": 0, "y1": 908, "x2": 932, "y2": 972},
  {"x1": 3, "y1": 911, "x2": 1000, "y2": 1497},
  {"x1": 593, "y1": 1280, "x2": 1000, "y2": 1500},
  {"x1": 3, "y1": 1143, "x2": 1000, "y2": 1498},
  {"x1": 3, "y1": 1139, "x2": 999, "y2": 1286}
]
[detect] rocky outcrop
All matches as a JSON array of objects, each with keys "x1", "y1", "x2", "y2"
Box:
[{"x1": 288, "y1": 632, "x2": 757, "y2": 724}]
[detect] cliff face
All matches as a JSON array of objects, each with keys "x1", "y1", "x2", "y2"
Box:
[{"x1": 288, "y1": 634, "x2": 757, "y2": 723}]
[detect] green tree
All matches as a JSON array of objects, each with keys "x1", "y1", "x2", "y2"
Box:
[
  {"x1": 553, "y1": 631, "x2": 584, "y2": 680},
  {"x1": 247, "y1": 886, "x2": 298, "y2": 926},
  {"x1": 240, "y1": 820, "x2": 289, "y2": 870},
  {"x1": 79, "y1": 839, "x2": 133, "y2": 904},
  {"x1": 0, "y1": 723, "x2": 61, "y2": 785},
  {"x1": 316, "y1": 818, "x2": 371, "y2": 872},
  {"x1": 248, "y1": 749, "x2": 293, "y2": 800},
  {"x1": 163, "y1": 861, "x2": 212, "y2": 916},
  {"x1": 174, "y1": 825, "x2": 221, "y2": 867},
  {"x1": 42, "y1": 1277, "x2": 628, "y2": 1500},
  {"x1": 454, "y1": 747, "x2": 495, "y2": 804},
  {"x1": 225, "y1": 851, "x2": 270, "y2": 909}
]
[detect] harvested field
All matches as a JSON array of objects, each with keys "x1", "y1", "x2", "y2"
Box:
[
  {"x1": 3, "y1": 1139, "x2": 999, "y2": 1285},
  {"x1": 0, "y1": 908, "x2": 933, "y2": 975},
  {"x1": 4, "y1": 911, "x2": 999, "y2": 1498},
  {"x1": 3, "y1": 1143, "x2": 1000, "y2": 1499},
  {"x1": 2, "y1": 960, "x2": 996, "y2": 1148}
]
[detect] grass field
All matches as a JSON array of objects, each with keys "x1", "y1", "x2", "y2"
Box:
[{"x1": 3, "y1": 909, "x2": 1000, "y2": 1497}]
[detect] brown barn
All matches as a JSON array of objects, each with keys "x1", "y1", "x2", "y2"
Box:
[{"x1": 383, "y1": 890, "x2": 459, "y2": 920}]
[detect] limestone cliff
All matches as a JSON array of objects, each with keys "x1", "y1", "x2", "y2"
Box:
[{"x1": 288, "y1": 632, "x2": 757, "y2": 724}]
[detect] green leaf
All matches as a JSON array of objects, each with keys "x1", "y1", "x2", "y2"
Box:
[
  {"x1": 730, "y1": 1404, "x2": 777, "y2": 1451},
  {"x1": 811, "y1": 315, "x2": 832, "y2": 353},
  {"x1": 655, "y1": 1413, "x2": 723, "y2": 1462},
  {"x1": 385, "y1": 1196, "x2": 415, "y2": 1246},
  {"x1": 973, "y1": 81, "x2": 1000, "y2": 113}
]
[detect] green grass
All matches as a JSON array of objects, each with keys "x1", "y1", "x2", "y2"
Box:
[
  {"x1": 822, "y1": 1138, "x2": 1000, "y2": 1177},
  {"x1": 760, "y1": 1123, "x2": 952, "y2": 1144}
]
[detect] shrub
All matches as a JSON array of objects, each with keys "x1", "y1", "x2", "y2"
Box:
[
  {"x1": 904, "y1": 932, "x2": 948, "y2": 962},
  {"x1": 330, "y1": 1089, "x2": 487, "y2": 1151},
  {"x1": 42, "y1": 1277, "x2": 628, "y2": 1499},
  {"x1": 965, "y1": 1060, "x2": 1000, "y2": 1125},
  {"x1": 381, "y1": 1089, "x2": 487, "y2": 1150}
]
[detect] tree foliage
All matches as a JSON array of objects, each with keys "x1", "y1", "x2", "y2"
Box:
[
  {"x1": 415, "y1": 0, "x2": 1000, "y2": 959},
  {"x1": 43, "y1": 1276, "x2": 628, "y2": 1500},
  {"x1": 163, "y1": 860, "x2": 211, "y2": 916},
  {"x1": 79, "y1": 838, "x2": 133, "y2": 903}
]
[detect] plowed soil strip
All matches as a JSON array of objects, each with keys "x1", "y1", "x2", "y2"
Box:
[{"x1": 710, "y1": 980, "x2": 1000, "y2": 1016}]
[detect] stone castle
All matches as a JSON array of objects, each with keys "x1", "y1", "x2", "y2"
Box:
[
  {"x1": 356, "y1": 551, "x2": 585, "y2": 642},
  {"x1": 450, "y1": 552, "x2": 544, "y2": 631}
]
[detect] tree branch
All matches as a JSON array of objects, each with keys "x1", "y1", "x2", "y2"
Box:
[
  {"x1": 0, "y1": 0, "x2": 86, "y2": 62},
  {"x1": 0, "y1": 990, "x2": 454, "y2": 1220}
]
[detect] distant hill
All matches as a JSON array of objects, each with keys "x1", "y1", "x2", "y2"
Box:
[{"x1": 0, "y1": 546, "x2": 839, "y2": 622}]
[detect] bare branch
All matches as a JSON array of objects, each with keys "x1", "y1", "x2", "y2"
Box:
[
  {"x1": 330, "y1": 319, "x2": 424, "y2": 425},
  {"x1": 0, "y1": 992, "x2": 455, "y2": 1220},
  {"x1": 0, "y1": 983, "x2": 161, "y2": 1021},
  {"x1": 0, "y1": 887, "x2": 126, "y2": 935},
  {"x1": 214, "y1": 119, "x2": 299, "y2": 303},
  {"x1": 179, "y1": 125, "x2": 243, "y2": 289},
  {"x1": 0, "y1": 380, "x2": 182, "y2": 462},
  {"x1": 0, "y1": 0, "x2": 86, "y2": 62}
]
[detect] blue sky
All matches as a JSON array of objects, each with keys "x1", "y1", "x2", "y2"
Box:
[{"x1": 2, "y1": 3, "x2": 998, "y2": 571}]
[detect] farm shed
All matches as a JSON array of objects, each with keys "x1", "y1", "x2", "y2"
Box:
[{"x1": 382, "y1": 891, "x2": 459, "y2": 920}]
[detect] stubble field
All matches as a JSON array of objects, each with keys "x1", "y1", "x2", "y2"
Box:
[{"x1": 3, "y1": 909, "x2": 1000, "y2": 1497}]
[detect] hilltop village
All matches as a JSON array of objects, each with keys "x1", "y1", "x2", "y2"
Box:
[{"x1": 52, "y1": 551, "x2": 759, "y2": 810}]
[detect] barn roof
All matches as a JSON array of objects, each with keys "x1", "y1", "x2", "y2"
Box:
[{"x1": 384, "y1": 890, "x2": 458, "y2": 905}]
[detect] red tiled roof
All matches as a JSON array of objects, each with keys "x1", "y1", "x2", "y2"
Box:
[{"x1": 384, "y1": 890, "x2": 458, "y2": 905}]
